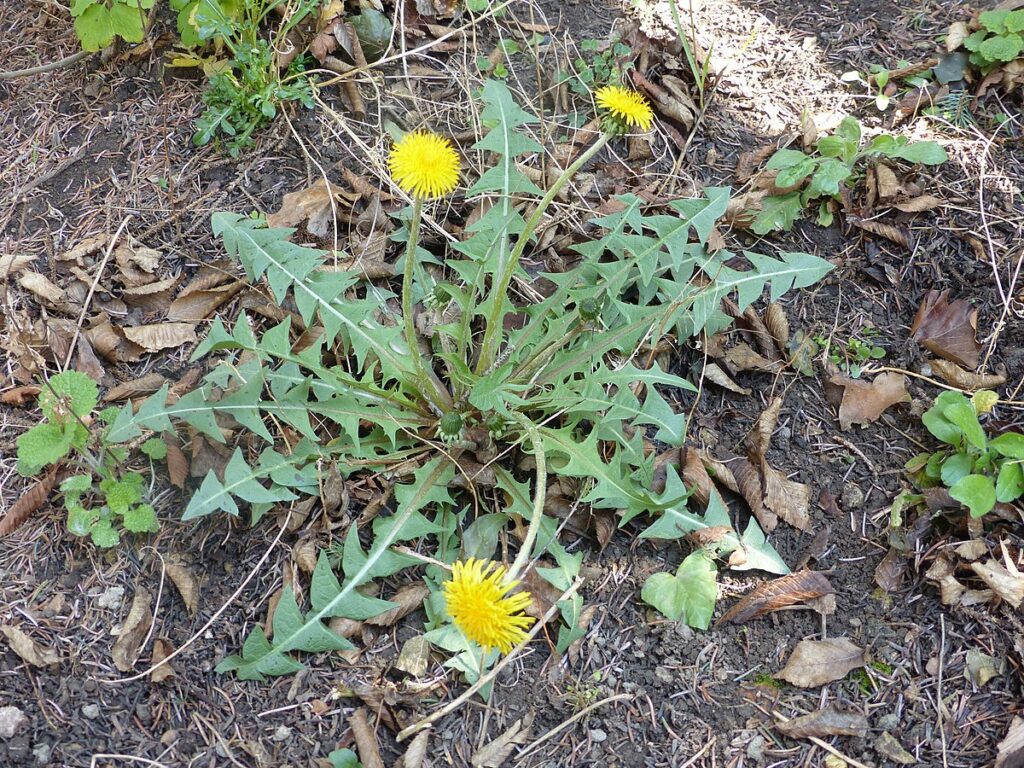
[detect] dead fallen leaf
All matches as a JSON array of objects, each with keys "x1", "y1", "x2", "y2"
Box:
[
  {"x1": 946, "y1": 21, "x2": 969, "y2": 53},
  {"x1": 747, "y1": 398, "x2": 782, "y2": 460},
  {"x1": 764, "y1": 303, "x2": 790, "y2": 356},
  {"x1": 112, "y1": 588, "x2": 153, "y2": 672},
  {"x1": 1, "y1": 625, "x2": 60, "y2": 667},
  {"x1": 19, "y1": 271, "x2": 65, "y2": 305},
  {"x1": 0, "y1": 385, "x2": 41, "y2": 406},
  {"x1": 761, "y1": 463, "x2": 811, "y2": 531},
  {"x1": 911, "y1": 289, "x2": 980, "y2": 369},
  {"x1": 777, "y1": 637, "x2": 865, "y2": 688},
  {"x1": 150, "y1": 638, "x2": 176, "y2": 683},
  {"x1": 167, "y1": 281, "x2": 243, "y2": 322},
  {"x1": 267, "y1": 180, "x2": 342, "y2": 239},
  {"x1": 103, "y1": 372, "x2": 168, "y2": 402},
  {"x1": 0, "y1": 254, "x2": 35, "y2": 278},
  {"x1": 873, "y1": 163, "x2": 900, "y2": 200},
  {"x1": 776, "y1": 706, "x2": 868, "y2": 739},
  {"x1": 732, "y1": 457, "x2": 778, "y2": 532},
  {"x1": 701, "y1": 362, "x2": 751, "y2": 395},
  {"x1": 929, "y1": 359, "x2": 1005, "y2": 390},
  {"x1": 874, "y1": 549, "x2": 906, "y2": 592},
  {"x1": 875, "y1": 732, "x2": 916, "y2": 765},
  {"x1": 996, "y1": 716, "x2": 1024, "y2": 768},
  {"x1": 350, "y1": 707, "x2": 385, "y2": 768},
  {"x1": 75, "y1": 334, "x2": 105, "y2": 382},
  {"x1": 123, "y1": 322, "x2": 197, "y2": 352},
  {"x1": 718, "y1": 571, "x2": 834, "y2": 625},
  {"x1": 826, "y1": 371, "x2": 910, "y2": 430},
  {"x1": 471, "y1": 712, "x2": 534, "y2": 767},
  {"x1": 395, "y1": 727, "x2": 431, "y2": 768},
  {"x1": 970, "y1": 559, "x2": 1024, "y2": 608},
  {"x1": 965, "y1": 648, "x2": 1002, "y2": 687},
  {"x1": 165, "y1": 562, "x2": 199, "y2": 615},
  {"x1": 848, "y1": 215, "x2": 910, "y2": 248},
  {"x1": 395, "y1": 635, "x2": 431, "y2": 678},
  {"x1": 0, "y1": 466, "x2": 58, "y2": 537},
  {"x1": 165, "y1": 438, "x2": 189, "y2": 489},
  {"x1": 925, "y1": 554, "x2": 966, "y2": 606},
  {"x1": 366, "y1": 584, "x2": 429, "y2": 627},
  {"x1": 722, "y1": 343, "x2": 783, "y2": 374},
  {"x1": 893, "y1": 194, "x2": 943, "y2": 213}
]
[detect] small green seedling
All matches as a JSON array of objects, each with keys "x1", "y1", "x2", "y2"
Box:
[
  {"x1": 962, "y1": 10, "x2": 1024, "y2": 71},
  {"x1": 749, "y1": 116, "x2": 947, "y2": 233},
  {"x1": 842, "y1": 62, "x2": 933, "y2": 111},
  {"x1": 906, "y1": 390, "x2": 1024, "y2": 519},
  {"x1": 561, "y1": 37, "x2": 634, "y2": 97},
  {"x1": 15, "y1": 370, "x2": 159, "y2": 547},
  {"x1": 815, "y1": 329, "x2": 886, "y2": 378}
]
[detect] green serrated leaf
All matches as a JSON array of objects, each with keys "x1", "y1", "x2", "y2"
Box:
[
  {"x1": 122, "y1": 503, "x2": 159, "y2": 533},
  {"x1": 40, "y1": 371, "x2": 99, "y2": 424},
  {"x1": 641, "y1": 550, "x2": 718, "y2": 629},
  {"x1": 74, "y1": 2, "x2": 115, "y2": 50},
  {"x1": 141, "y1": 438, "x2": 168, "y2": 460},
  {"x1": 17, "y1": 423, "x2": 74, "y2": 475}
]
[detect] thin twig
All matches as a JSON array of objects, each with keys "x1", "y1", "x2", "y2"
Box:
[
  {"x1": 0, "y1": 50, "x2": 90, "y2": 80},
  {"x1": 514, "y1": 693, "x2": 633, "y2": 762}
]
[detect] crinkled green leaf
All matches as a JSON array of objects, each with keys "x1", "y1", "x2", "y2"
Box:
[
  {"x1": 16, "y1": 423, "x2": 73, "y2": 475},
  {"x1": 40, "y1": 370, "x2": 98, "y2": 424}
]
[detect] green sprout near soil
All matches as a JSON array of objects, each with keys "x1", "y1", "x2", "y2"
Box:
[
  {"x1": 906, "y1": 390, "x2": 1024, "y2": 519},
  {"x1": 962, "y1": 10, "x2": 1024, "y2": 72},
  {"x1": 748, "y1": 116, "x2": 947, "y2": 234},
  {"x1": 814, "y1": 328, "x2": 886, "y2": 378}
]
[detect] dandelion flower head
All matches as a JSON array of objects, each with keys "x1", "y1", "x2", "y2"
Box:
[
  {"x1": 595, "y1": 85, "x2": 654, "y2": 132},
  {"x1": 443, "y1": 558, "x2": 534, "y2": 654},
  {"x1": 388, "y1": 131, "x2": 460, "y2": 199}
]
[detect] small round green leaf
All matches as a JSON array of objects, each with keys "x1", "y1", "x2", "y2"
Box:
[{"x1": 949, "y1": 474, "x2": 996, "y2": 518}]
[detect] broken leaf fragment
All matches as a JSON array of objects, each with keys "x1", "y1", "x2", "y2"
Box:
[
  {"x1": 641, "y1": 550, "x2": 718, "y2": 630},
  {"x1": 777, "y1": 637, "x2": 865, "y2": 688},
  {"x1": 825, "y1": 370, "x2": 910, "y2": 429}
]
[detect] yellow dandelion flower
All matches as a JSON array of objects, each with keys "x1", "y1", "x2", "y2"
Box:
[
  {"x1": 595, "y1": 85, "x2": 654, "y2": 132},
  {"x1": 388, "y1": 131, "x2": 460, "y2": 199},
  {"x1": 443, "y1": 558, "x2": 534, "y2": 654}
]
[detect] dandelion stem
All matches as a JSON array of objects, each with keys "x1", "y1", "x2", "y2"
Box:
[
  {"x1": 476, "y1": 131, "x2": 612, "y2": 375},
  {"x1": 506, "y1": 411, "x2": 546, "y2": 582}
]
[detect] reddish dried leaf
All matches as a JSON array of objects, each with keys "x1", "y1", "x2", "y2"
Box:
[
  {"x1": 103, "y1": 373, "x2": 168, "y2": 403},
  {"x1": 165, "y1": 438, "x2": 189, "y2": 489},
  {"x1": 776, "y1": 706, "x2": 869, "y2": 739},
  {"x1": 874, "y1": 548, "x2": 906, "y2": 592},
  {"x1": 911, "y1": 289, "x2": 981, "y2": 369},
  {"x1": 717, "y1": 571, "x2": 834, "y2": 626},
  {"x1": 0, "y1": 467, "x2": 58, "y2": 536},
  {"x1": 366, "y1": 584, "x2": 429, "y2": 627},
  {"x1": 733, "y1": 457, "x2": 777, "y2": 532},
  {"x1": 0, "y1": 385, "x2": 41, "y2": 406},
  {"x1": 761, "y1": 461, "x2": 811, "y2": 531},
  {"x1": 764, "y1": 303, "x2": 790, "y2": 356},
  {"x1": 747, "y1": 398, "x2": 782, "y2": 460}
]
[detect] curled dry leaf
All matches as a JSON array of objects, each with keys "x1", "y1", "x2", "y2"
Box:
[
  {"x1": 0, "y1": 466, "x2": 58, "y2": 536},
  {"x1": 825, "y1": 371, "x2": 910, "y2": 430},
  {"x1": 0, "y1": 385, "x2": 41, "y2": 406},
  {"x1": 874, "y1": 549, "x2": 907, "y2": 592},
  {"x1": 717, "y1": 571, "x2": 834, "y2": 625},
  {"x1": 748, "y1": 398, "x2": 782, "y2": 460},
  {"x1": 946, "y1": 21, "x2": 969, "y2": 53},
  {"x1": 112, "y1": 588, "x2": 153, "y2": 672},
  {"x1": 19, "y1": 271, "x2": 65, "y2": 305},
  {"x1": 396, "y1": 727, "x2": 431, "y2": 768},
  {"x1": 722, "y1": 343, "x2": 783, "y2": 375},
  {"x1": 847, "y1": 215, "x2": 911, "y2": 248},
  {"x1": 165, "y1": 562, "x2": 199, "y2": 615},
  {"x1": 366, "y1": 584, "x2": 430, "y2": 627},
  {"x1": 0, "y1": 254, "x2": 35, "y2": 278},
  {"x1": 893, "y1": 194, "x2": 943, "y2": 213},
  {"x1": 471, "y1": 712, "x2": 534, "y2": 768},
  {"x1": 761, "y1": 463, "x2": 811, "y2": 531},
  {"x1": 925, "y1": 554, "x2": 966, "y2": 605},
  {"x1": 123, "y1": 322, "x2": 197, "y2": 352},
  {"x1": 764, "y1": 303, "x2": 790, "y2": 356},
  {"x1": 167, "y1": 281, "x2": 243, "y2": 322},
  {"x1": 1, "y1": 625, "x2": 60, "y2": 667},
  {"x1": 776, "y1": 706, "x2": 869, "y2": 739},
  {"x1": 928, "y1": 359, "x2": 1006, "y2": 390},
  {"x1": 165, "y1": 438, "x2": 189, "y2": 489},
  {"x1": 700, "y1": 362, "x2": 751, "y2": 395},
  {"x1": 267, "y1": 180, "x2": 343, "y2": 239},
  {"x1": 911, "y1": 289, "x2": 980, "y2": 369},
  {"x1": 103, "y1": 372, "x2": 167, "y2": 403},
  {"x1": 150, "y1": 638, "x2": 176, "y2": 683},
  {"x1": 970, "y1": 559, "x2": 1024, "y2": 608},
  {"x1": 350, "y1": 707, "x2": 385, "y2": 768},
  {"x1": 732, "y1": 457, "x2": 777, "y2": 532},
  {"x1": 777, "y1": 637, "x2": 865, "y2": 688}
]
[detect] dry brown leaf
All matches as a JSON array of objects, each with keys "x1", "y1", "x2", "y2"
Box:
[
  {"x1": 150, "y1": 638, "x2": 176, "y2": 683},
  {"x1": 733, "y1": 457, "x2": 777, "y2": 532},
  {"x1": 722, "y1": 343, "x2": 783, "y2": 374},
  {"x1": 873, "y1": 163, "x2": 900, "y2": 200},
  {"x1": 58, "y1": 234, "x2": 108, "y2": 265},
  {"x1": 165, "y1": 562, "x2": 199, "y2": 615},
  {"x1": 471, "y1": 713, "x2": 534, "y2": 767},
  {"x1": 112, "y1": 588, "x2": 153, "y2": 672},
  {"x1": 748, "y1": 397, "x2": 782, "y2": 460},
  {"x1": 167, "y1": 281, "x2": 243, "y2": 322},
  {"x1": 395, "y1": 636, "x2": 431, "y2": 678},
  {"x1": 996, "y1": 716, "x2": 1024, "y2": 768},
  {"x1": 874, "y1": 548, "x2": 906, "y2": 592},
  {"x1": 165, "y1": 439, "x2": 189, "y2": 489},
  {"x1": 1, "y1": 625, "x2": 60, "y2": 667},
  {"x1": 761, "y1": 463, "x2": 811, "y2": 531},
  {"x1": 893, "y1": 194, "x2": 943, "y2": 213},
  {"x1": 875, "y1": 732, "x2": 917, "y2": 765},
  {"x1": 366, "y1": 584, "x2": 430, "y2": 627},
  {"x1": 0, "y1": 254, "x2": 35, "y2": 278},
  {"x1": 946, "y1": 21, "x2": 969, "y2": 52},
  {"x1": 848, "y1": 215, "x2": 910, "y2": 248},
  {"x1": 735, "y1": 144, "x2": 779, "y2": 182},
  {"x1": 292, "y1": 538, "x2": 319, "y2": 575},
  {"x1": 114, "y1": 242, "x2": 161, "y2": 284},
  {"x1": 267, "y1": 180, "x2": 342, "y2": 239},
  {"x1": 718, "y1": 571, "x2": 834, "y2": 625},
  {"x1": 86, "y1": 317, "x2": 144, "y2": 362},
  {"x1": 123, "y1": 322, "x2": 197, "y2": 352},
  {"x1": 0, "y1": 385, "x2": 41, "y2": 406},
  {"x1": 75, "y1": 334, "x2": 105, "y2": 382},
  {"x1": 681, "y1": 446, "x2": 720, "y2": 508},
  {"x1": 827, "y1": 371, "x2": 910, "y2": 430},
  {"x1": 777, "y1": 638, "x2": 865, "y2": 688},
  {"x1": 911, "y1": 289, "x2": 980, "y2": 369},
  {"x1": 103, "y1": 373, "x2": 167, "y2": 403},
  {"x1": 0, "y1": 466, "x2": 58, "y2": 536},
  {"x1": 926, "y1": 555, "x2": 966, "y2": 605},
  {"x1": 929, "y1": 359, "x2": 1006, "y2": 390},
  {"x1": 701, "y1": 362, "x2": 751, "y2": 395},
  {"x1": 799, "y1": 110, "x2": 817, "y2": 150},
  {"x1": 764, "y1": 303, "x2": 790, "y2": 356},
  {"x1": 350, "y1": 708, "x2": 385, "y2": 768},
  {"x1": 19, "y1": 271, "x2": 65, "y2": 305},
  {"x1": 776, "y1": 706, "x2": 868, "y2": 739},
  {"x1": 970, "y1": 559, "x2": 1024, "y2": 608},
  {"x1": 521, "y1": 565, "x2": 563, "y2": 621}
]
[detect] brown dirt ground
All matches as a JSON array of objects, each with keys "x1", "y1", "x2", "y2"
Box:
[{"x1": 2, "y1": 0, "x2": 1023, "y2": 766}]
